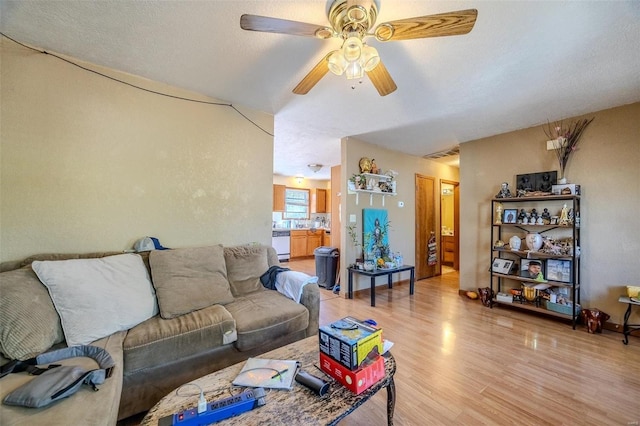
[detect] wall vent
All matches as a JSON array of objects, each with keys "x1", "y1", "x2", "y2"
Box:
[{"x1": 423, "y1": 146, "x2": 460, "y2": 159}]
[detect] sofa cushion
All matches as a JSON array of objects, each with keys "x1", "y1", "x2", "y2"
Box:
[
  {"x1": 224, "y1": 245, "x2": 270, "y2": 296},
  {"x1": 225, "y1": 290, "x2": 309, "y2": 351},
  {"x1": 0, "y1": 331, "x2": 125, "y2": 426},
  {"x1": 0, "y1": 267, "x2": 65, "y2": 360},
  {"x1": 149, "y1": 246, "x2": 234, "y2": 319},
  {"x1": 123, "y1": 304, "x2": 236, "y2": 374},
  {"x1": 31, "y1": 254, "x2": 158, "y2": 346}
]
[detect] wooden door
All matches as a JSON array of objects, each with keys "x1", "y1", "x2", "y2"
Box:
[
  {"x1": 415, "y1": 174, "x2": 436, "y2": 279},
  {"x1": 306, "y1": 231, "x2": 322, "y2": 255}
]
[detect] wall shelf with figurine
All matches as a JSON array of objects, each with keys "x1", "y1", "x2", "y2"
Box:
[
  {"x1": 488, "y1": 193, "x2": 581, "y2": 328},
  {"x1": 348, "y1": 172, "x2": 397, "y2": 206}
]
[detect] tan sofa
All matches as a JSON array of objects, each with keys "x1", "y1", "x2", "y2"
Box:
[{"x1": 0, "y1": 244, "x2": 320, "y2": 425}]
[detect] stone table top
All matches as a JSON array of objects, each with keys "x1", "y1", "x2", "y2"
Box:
[{"x1": 141, "y1": 336, "x2": 396, "y2": 426}]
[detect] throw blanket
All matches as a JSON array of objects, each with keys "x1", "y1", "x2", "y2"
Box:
[
  {"x1": 260, "y1": 266, "x2": 290, "y2": 290},
  {"x1": 275, "y1": 271, "x2": 318, "y2": 303}
]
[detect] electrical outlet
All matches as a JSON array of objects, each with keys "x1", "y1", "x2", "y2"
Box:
[
  {"x1": 546, "y1": 139, "x2": 561, "y2": 150},
  {"x1": 349, "y1": 214, "x2": 356, "y2": 223}
]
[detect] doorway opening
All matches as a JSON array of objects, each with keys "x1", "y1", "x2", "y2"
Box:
[{"x1": 440, "y1": 180, "x2": 459, "y2": 274}]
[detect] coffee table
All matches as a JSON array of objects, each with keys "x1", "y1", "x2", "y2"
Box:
[{"x1": 141, "y1": 336, "x2": 396, "y2": 425}]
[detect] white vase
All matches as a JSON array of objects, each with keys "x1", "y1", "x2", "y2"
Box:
[
  {"x1": 558, "y1": 177, "x2": 567, "y2": 184},
  {"x1": 525, "y1": 233, "x2": 543, "y2": 251},
  {"x1": 509, "y1": 235, "x2": 521, "y2": 251}
]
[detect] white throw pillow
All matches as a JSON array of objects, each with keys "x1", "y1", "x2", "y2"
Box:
[{"x1": 32, "y1": 254, "x2": 158, "y2": 346}]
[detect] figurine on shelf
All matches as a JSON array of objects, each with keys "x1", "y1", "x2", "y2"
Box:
[
  {"x1": 371, "y1": 159, "x2": 381, "y2": 174},
  {"x1": 495, "y1": 182, "x2": 512, "y2": 198},
  {"x1": 541, "y1": 208, "x2": 551, "y2": 223},
  {"x1": 559, "y1": 203, "x2": 569, "y2": 225},
  {"x1": 530, "y1": 208, "x2": 539, "y2": 221},
  {"x1": 517, "y1": 209, "x2": 527, "y2": 223},
  {"x1": 495, "y1": 204, "x2": 503, "y2": 224}
]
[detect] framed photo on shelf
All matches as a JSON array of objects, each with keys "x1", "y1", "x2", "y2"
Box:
[
  {"x1": 491, "y1": 258, "x2": 515, "y2": 275},
  {"x1": 503, "y1": 209, "x2": 517, "y2": 224},
  {"x1": 546, "y1": 259, "x2": 572, "y2": 282},
  {"x1": 520, "y1": 259, "x2": 545, "y2": 280}
]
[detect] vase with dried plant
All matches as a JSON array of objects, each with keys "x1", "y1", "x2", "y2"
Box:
[{"x1": 543, "y1": 117, "x2": 594, "y2": 183}]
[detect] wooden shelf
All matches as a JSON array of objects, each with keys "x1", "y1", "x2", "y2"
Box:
[
  {"x1": 492, "y1": 194, "x2": 579, "y2": 202},
  {"x1": 492, "y1": 272, "x2": 577, "y2": 288},
  {"x1": 492, "y1": 247, "x2": 576, "y2": 260},
  {"x1": 492, "y1": 299, "x2": 574, "y2": 319}
]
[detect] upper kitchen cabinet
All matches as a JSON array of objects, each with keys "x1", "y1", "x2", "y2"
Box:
[
  {"x1": 311, "y1": 188, "x2": 328, "y2": 213},
  {"x1": 273, "y1": 184, "x2": 285, "y2": 211}
]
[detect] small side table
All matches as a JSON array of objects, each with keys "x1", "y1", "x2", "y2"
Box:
[
  {"x1": 347, "y1": 265, "x2": 415, "y2": 307},
  {"x1": 618, "y1": 296, "x2": 640, "y2": 345}
]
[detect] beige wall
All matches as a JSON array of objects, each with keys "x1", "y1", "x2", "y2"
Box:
[
  {"x1": 342, "y1": 137, "x2": 460, "y2": 292},
  {"x1": 460, "y1": 102, "x2": 640, "y2": 324},
  {"x1": 1, "y1": 39, "x2": 274, "y2": 262}
]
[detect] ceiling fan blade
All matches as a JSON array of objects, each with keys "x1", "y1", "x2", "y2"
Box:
[
  {"x1": 366, "y1": 60, "x2": 397, "y2": 96},
  {"x1": 292, "y1": 53, "x2": 332, "y2": 95},
  {"x1": 240, "y1": 14, "x2": 331, "y2": 38},
  {"x1": 374, "y1": 9, "x2": 478, "y2": 41}
]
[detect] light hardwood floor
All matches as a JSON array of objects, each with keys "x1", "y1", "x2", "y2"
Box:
[{"x1": 287, "y1": 258, "x2": 640, "y2": 425}]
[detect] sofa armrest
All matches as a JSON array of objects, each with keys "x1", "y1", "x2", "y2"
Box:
[{"x1": 299, "y1": 282, "x2": 320, "y2": 336}]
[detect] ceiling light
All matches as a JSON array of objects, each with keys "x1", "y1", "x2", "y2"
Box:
[
  {"x1": 329, "y1": 36, "x2": 380, "y2": 80},
  {"x1": 307, "y1": 164, "x2": 323, "y2": 173}
]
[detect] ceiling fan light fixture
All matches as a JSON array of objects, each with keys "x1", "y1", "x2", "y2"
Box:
[
  {"x1": 360, "y1": 44, "x2": 380, "y2": 71},
  {"x1": 328, "y1": 50, "x2": 347, "y2": 75},
  {"x1": 314, "y1": 27, "x2": 334, "y2": 39},
  {"x1": 346, "y1": 61, "x2": 364, "y2": 80},
  {"x1": 343, "y1": 36, "x2": 363, "y2": 62}
]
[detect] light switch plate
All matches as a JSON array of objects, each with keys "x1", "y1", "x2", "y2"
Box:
[{"x1": 349, "y1": 214, "x2": 357, "y2": 223}]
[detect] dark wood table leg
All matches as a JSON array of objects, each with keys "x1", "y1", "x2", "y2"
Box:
[
  {"x1": 371, "y1": 276, "x2": 376, "y2": 307},
  {"x1": 410, "y1": 267, "x2": 415, "y2": 295},
  {"x1": 388, "y1": 272, "x2": 392, "y2": 289},
  {"x1": 348, "y1": 269, "x2": 354, "y2": 299},
  {"x1": 386, "y1": 376, "x2": 396, "y2": 426},
  {"x1": 623, "y1": 303, "x2": 632, "y2": 345}
]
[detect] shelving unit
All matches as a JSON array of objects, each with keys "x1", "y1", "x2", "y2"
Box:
[
  {"x1": 348, "y1": 173, "x2": 396, "y2": 206},
  {"x1": 489, "y1": 194, "x2": 581, "y2": 328}
]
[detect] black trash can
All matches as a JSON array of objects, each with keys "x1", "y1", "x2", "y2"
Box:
[{"x1": 314, "y1": 246, "x2": 339, "y2": 290}]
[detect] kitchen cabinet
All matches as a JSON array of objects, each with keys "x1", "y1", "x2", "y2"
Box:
[
  {"x1": 306, "y1": 230, "x2": 323, "y2": 255},
  {"x1": 290, "y1": 229, "x2": 324, "y2": 258},
  {"x1": 290, "y1": 230, "x2": 307, "y2": 258},
  {"x1": 273, "y1": 184, "x2": 285, "y2": 211},
  {"x1": 311, "y1": 188, "x2": 328, "y2": 213}
]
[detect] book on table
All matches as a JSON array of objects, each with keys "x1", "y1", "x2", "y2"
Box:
[{"x1": 232, "y1": 358, "x2": 300, "y2": 390}]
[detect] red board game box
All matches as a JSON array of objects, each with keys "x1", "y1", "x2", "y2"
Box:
[{"x1": 319, "y1": 352, "x2": 385, "y2": 395}]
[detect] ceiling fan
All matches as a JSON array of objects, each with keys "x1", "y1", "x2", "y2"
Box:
[{"x1": 240, "y1": 0, "x2": 477, "y2": 96}]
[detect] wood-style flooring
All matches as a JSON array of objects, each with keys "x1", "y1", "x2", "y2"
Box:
[
  {"x1": 121, "y1": 259, "x2": 640, "y2": 425},
  {"x1": 288, "y1": 258, "x2": 640, "y2": 425}
]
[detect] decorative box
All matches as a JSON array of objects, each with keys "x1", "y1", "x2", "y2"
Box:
[
  {"x1": 551, "y1": 184, "x2": 581, "y2": 195},
  {"x1": 319, "y1": 317, "x2": 382, "y2": 371},
  {"x1": 319, "y1": 352, "x2": 385, "y2": 395},
  {"x1": 496, "y1": 292, "x2": 513, "y2": 303}
]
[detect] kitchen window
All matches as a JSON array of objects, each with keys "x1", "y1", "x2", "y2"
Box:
[{"x1": 283, "y1": 188, "x2": 309, "y2": 220}]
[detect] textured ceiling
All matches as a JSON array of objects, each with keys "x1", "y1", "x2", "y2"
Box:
[{"x1": 2, "y1": 1, "x2": 639, "y2": 180}]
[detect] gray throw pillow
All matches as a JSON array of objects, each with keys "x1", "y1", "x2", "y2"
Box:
[
  {"x1": 0, "y1": 267, "x2": 65, "y2": 360},
  {"x1": 149, "y1": 245, "x2": 234, "y2": 319},
  {"x1": 224, "y1": 245, "x2": 270, "y2": 296}
]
